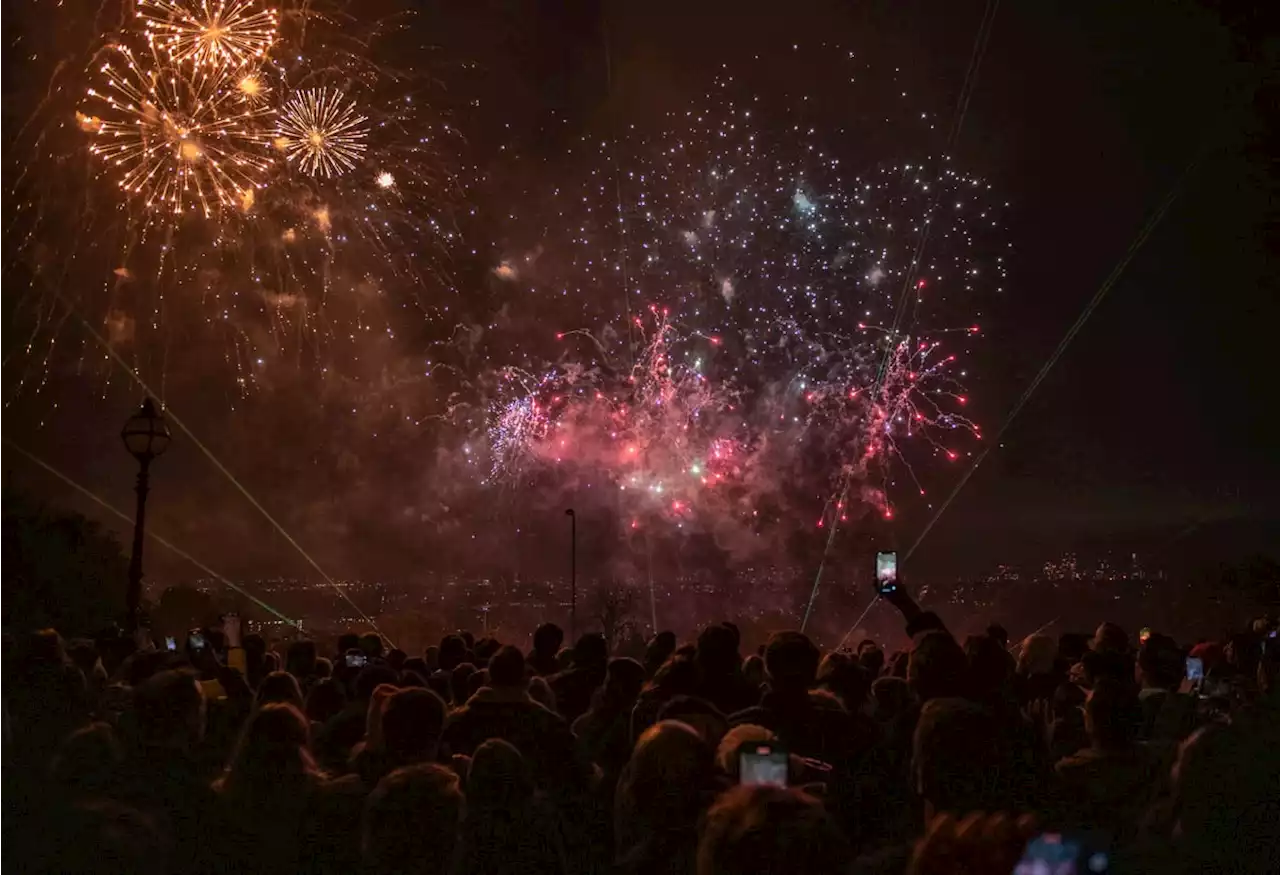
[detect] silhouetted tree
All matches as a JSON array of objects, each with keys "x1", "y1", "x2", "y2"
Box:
[
  {"x1": 590, "y1": 578, "x2": 638, "y2": 649},
  {"x1": 3, "y1": 490, "x2": 130, "y2": 635}
]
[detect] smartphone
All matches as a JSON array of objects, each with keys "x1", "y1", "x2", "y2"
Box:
[
  {"x1": 874, "y1": 551, "x2": 898, "y2": 594},
  {"x1": 164, "y1": 636, "x2": 177, "y2": 652},
  {"x1": 1015, "y1": 832, "x2": 1109, "y2": 875},
  {"x1": 346, "y1": 651, "x2": 367, "y2": 668},
  {"x1": 1185, "y1": 656, "x2": 1204, "y2": 682},
  {"x1": 1139, "y1": 626, "x2": 1152, "y2": 644},
  {"x1": 187, "y1": 632, "x2": 206, "y2": 651},
  {"x1": 738, "y1": 741, "x2": 788, "y2": 788}
]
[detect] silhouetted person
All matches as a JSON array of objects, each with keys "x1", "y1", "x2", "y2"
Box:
[
  {"x1": 1054, "y1": 678, "x2": 1163, "y2": 839},
  {"x1": 529, "y1": 623, "x2": 565, "y2": 677},
  {"x1": 307, "y1": 677, "x2": 348, "y2": 726},
  {"x1": 214, "y1": 702, "x2": 327, "y2": 871},
  {"x1": 644, "y1": 631, "x2": 678, "y2": 678},
  {"x1": 459, "y1": 739, "x2": 566, "y2": 875},
  {"x1": 731, "y1": 632, "x2": 875, "y2": 771},
  {"x1": 573, "y1": 656, "x2": 646, "y2": 776},
  {"x1": 255, "y1": 669, "x2": 305, "y2": 710},
  {"x1": 362, "y1": 764, "x2": 463, "y2": 875},
  {"x1": 287, "y1": 639, "x2": 320, "y2": 688},
  {"x1": 443, "y1": 646, "x2": 582, "y2": 795},
  {"x1": 549, "y1": 634, "x2": 609, "y2": 723},
  {"x1": 693, "y1": 624, "x2": 760, "y2": 716},
  {"x1": 615, "y1": 721, "x2": 721, "y2": 875},
  {"x1": 110, "y1": 669, "x2": 221, "y2": 873},
  {"x1": 631, "y1": 653, "x2": 701, "y2": 744}
]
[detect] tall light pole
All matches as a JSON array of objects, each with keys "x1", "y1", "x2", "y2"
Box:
[
  {"x1": 121, "y1": 398, "x2": 171, "y2": 633},
  {"x1": 565, "y1": 508, "x2": 576, "y2": 641}
]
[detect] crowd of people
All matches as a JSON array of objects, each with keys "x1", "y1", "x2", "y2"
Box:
[{"x1": 4, "y1": 584, "x2": 1278, "y2": 874}]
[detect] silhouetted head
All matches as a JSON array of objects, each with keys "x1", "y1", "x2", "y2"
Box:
[
  {"x1": 304, "y1": 677, "x2": 346, "y2": 724},
  {"x1": 50, "y1": 721, "x2": 122, "y2": 796},
  {"x1": 386, "y1": 648, "x2": 407, "y2": 672},
  {"x1": 764, "y1": 632, "x2": 820, "y2": 693},
  {"x1": 468, "y1": 737, "x2": 534, "y2": 811},
  {"x1": 285, "y1": 640, "x2": 317, "y2": 679},
  {"x1": 870, "y1": 675, "x2": 911, "y2": 720},
  {"x1": 1092, "y1": 622, "x2": 1129, "y2": 655},
  {"x1": 382, "y1": 688, "x2": 446, "y2": 763},
  {"x1": 218, "y1": 703, "x2": 319, "y2": 800},
  {"x1": 1015, "y1": 634, "x2": 1058, "y2": 677},
  {"x1": 362, "y1": 764, "x2": 463, "y2": 875},
  {"x1": 657, "y1": 696, "x2": 729, "y2": 746},
  {"x1": 450, "y1": 663, "x2": 475, "y2": 704},
  {"x1": 533, "y1": 623, "x2": 564, "y2": 656},
  {"x1": 603, "y1": 657, "x2": 647, "y2": 709},
  {"x1": 1137, "y1": 633, "x2": 1183, "y2": 690},
  {"x1": 131, "y1": 669, "x2": 204, "y2": 749},
  {"x1": 616, "y1": 720, "x2": 717, "y2": 856},
  {"x1": 697, "y1": 785, "x2": 849, "y2": 875},
  {"x1": 255, "y1": 670, "x2": 304, "y2": 711},
  {"x1": 645, "y1": 631, "x2": 678, "y2": 675},
  {"x1": 358, "y1": 633, "x2": 384, "y2": 660},
  {"x1": 354, "y1": 664, "x2": 398, "y2": 702},
  {"x1": 913, "y1": 698, "x2": 1009, "y2": 816},
  {"x1": 573, "y1": 633, "x2": 609, "y2": 671},
  {"x1": 488, "y1": 645, "x2": 526, "y2": 689},
  {"x1": 1084, "y1": 678, "x2": 1140, "y2": 750},
  {"x1": 337, "y1": 633, "x2": 359, "y2": 656},
  {"x1": 816, "y1": 651, "x2": 871, "y2": 711},
  {"x1": 909, "y1": 632, "x2": 969, "y2": 702},
  {"x1": 438, "y1": 635, "x2": 467, "y2": 672},
  {"x1": 985, "y1": 624, "x2": 1010, "y2": 649},
  {"x1": 697, "y1": 625, "x2": 740, "y2": 676}
]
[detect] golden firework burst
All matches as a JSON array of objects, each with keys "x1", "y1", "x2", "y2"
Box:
[
  {"x1": 80, "y1": 43, "x2": 274, "y2": 216},
  {"x1": 136, "y1": 0, "x2": 279, "y2": 69},
  {"x1": 276, "y1": 88, "x2": 369, "y2": 178}
]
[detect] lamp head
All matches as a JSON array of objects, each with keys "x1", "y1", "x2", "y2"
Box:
[{"x1": 121, "y1": 398, "x2": 171, "y2": 462}]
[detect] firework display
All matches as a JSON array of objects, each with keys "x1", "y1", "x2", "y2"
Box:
[
  {"x1": 80, "y1": 43, "x2": 274, "y2": 216},
  {"x1": 7, "y1": 5, "x2": 1007, "y2": 576},
  {"x1": 136, "y1": 0, "x2": 279, "y2": 69},
  {"x1": 468, "y1": 83, "x2": 1005, "y2": 542},
  {"x1": 7, "y1": 0, "x2": 459, "y2": 403},
  {"x1": 276, "y1": 88, "x2": 369, "y2": 178}
]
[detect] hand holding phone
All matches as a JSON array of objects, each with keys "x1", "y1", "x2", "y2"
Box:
[
  {"x1": 1185, "y1": 656, "x2": 1204, "y2": 683},
  {"x1": 188, "y1": 629, "x2": 206, "y2": 652},
  {"x1": 738, "y1": 741, "x2": 788, "y2": 787},
  {"x1": 875, "y1": 551, "x2": 899, "y2": 595},
  {"x1": 345, "y1": 650, "x2": 367, "y2": 668}
]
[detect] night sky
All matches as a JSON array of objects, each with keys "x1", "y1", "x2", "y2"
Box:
[{"x1": 4, "y1": 0, "x2": 1275, "y2": 584}]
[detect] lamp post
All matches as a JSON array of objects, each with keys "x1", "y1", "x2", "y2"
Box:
[
  {"x1": 121, "y1": 398, "x2": 171, "y2": 633},
  {"x1": 565, "y1": 508, "x2": 576, "y2": 641}
]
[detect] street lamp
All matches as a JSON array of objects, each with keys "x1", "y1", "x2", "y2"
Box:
[
  {"x1": 565, "y1": 508, "x2": 576, "y2": 641},
  {"x1": 121, "y1": 398, "x2": 171, "y2": 632}
]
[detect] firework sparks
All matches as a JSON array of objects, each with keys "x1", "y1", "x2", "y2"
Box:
[
  {"x1": 470, "y1": 66, "x2": 1006, "y2": 536},
  {"x1": 276, "y1": 88, "x2": 369, "y2": 178},
  {"x1": 80, "y1": 43, "x2": 274, "y2": 216},
  {"x1": 136, "y1": 0, "x2": 279, "y2": 68}
]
